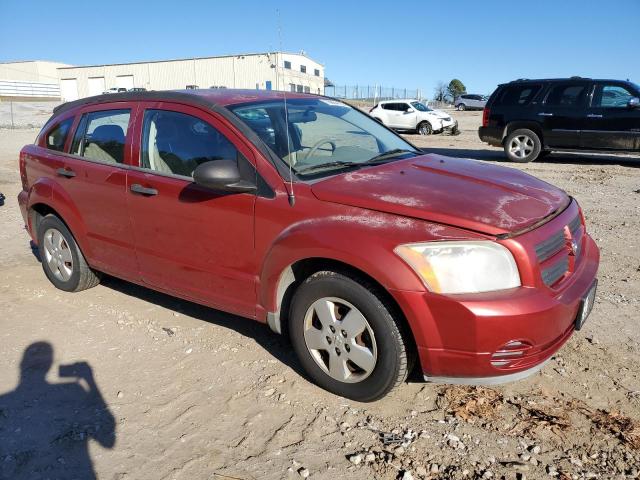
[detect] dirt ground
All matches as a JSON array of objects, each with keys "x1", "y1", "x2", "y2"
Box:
[{"x1": 1, "y1": 110, "x2": 639, "y2": 480}]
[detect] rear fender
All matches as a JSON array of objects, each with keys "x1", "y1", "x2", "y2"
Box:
[
  {"x1": 503, "y1": 121, "x2": 544, "y2": 144},
  {"x1": 27, "y1": 177, "x2": 91, "y2": 258}
]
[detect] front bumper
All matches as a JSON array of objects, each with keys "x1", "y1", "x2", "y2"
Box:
[{"x1": 389, "y1": 233, "x2": 599, "y2": 382}]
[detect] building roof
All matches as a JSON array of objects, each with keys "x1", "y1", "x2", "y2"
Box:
[{"x1": 56, "y1": 51, "x2": 322, "y2": 70}]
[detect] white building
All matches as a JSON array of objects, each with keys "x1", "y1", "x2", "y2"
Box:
[
  {"x1": 57, "y1": 51, "x2": 325, "y2": 101},
  {"x1": 0, "y1": 60, "x2": 71, "y2": 99}
]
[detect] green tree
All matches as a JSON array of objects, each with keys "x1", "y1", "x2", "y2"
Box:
[{"x1": 447, "y1": 79, "x2": 466, "y2": 101}]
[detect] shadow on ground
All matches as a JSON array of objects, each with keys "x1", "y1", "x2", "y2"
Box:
[
  {"x1": 0, "y1": 342, "x2": 115, "y2": 479},
  {"x1": 100, "y1": 275, "x2": 307, "y2": 378}
]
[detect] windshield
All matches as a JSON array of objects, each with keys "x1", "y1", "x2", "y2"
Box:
[
  {"x1": 229, "y1": 98, "x2": 418, "y2": 176},
  {"x1": 410, "y1": 101, "x2": 433, "y2": 112}
]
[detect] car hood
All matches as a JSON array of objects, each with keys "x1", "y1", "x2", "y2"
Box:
[
  {"x1": 428, "y1": 109, "x2": 450, "y2": 119},
  {"x1": 310, "y1": 154, "x2": 570, "y2": 235}
]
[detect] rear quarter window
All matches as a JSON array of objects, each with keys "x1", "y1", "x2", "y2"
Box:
[
  {"x1": 44, "y1": 118, "x2": 74, "y2": 152},
  {"x1": 495, "y1": 84, "x2": 543, "y2": 106}
]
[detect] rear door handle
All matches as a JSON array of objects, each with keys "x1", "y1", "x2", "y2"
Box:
[
  {"x1": 587, "y1": 114, "x2": 603, "y2": 118},
  {"x1": 537, "y1": 112, "x2": 554, "y2": 117},
  {"x1": 130, "y1": 183, "x2": 158, "y2": 196},
  {"x1": 56, "y1": 167, "x2": 76, "y2": 178}
]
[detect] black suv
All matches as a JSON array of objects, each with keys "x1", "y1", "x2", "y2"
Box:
[{"x1": 479, "y1": 78, "x2": 640, "y2": 162}]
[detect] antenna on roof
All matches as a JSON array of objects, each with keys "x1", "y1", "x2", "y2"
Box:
[{"x1": 277, "y1": 9, "x2": 295, "y2": 207}]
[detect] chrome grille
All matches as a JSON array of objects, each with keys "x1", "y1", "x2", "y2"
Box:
[
  {"x1": 535, "y1": 231, "x2": 565, "y2": 262},
  {"x1": 541, "y1": 255, "x2": 569, "y2": 286},
  {"x1": 568, "y1": 215, "x2": 580, "y2": 234},
  {"x1": 535, "y1": 214, "x2": 582, "y2": 287}
]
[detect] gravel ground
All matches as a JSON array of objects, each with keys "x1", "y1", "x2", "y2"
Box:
[{"x1": 0, "y1": 109, "x2": 639, "y2": 480}]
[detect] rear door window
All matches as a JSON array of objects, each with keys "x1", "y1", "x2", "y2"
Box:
[
  {"x1": 71, "y1": 109, "x2": 131, "y2": 164},
  {"x1": 45, "y1": 118, "x2": 74, "y2": 152},
  {"x1": 545, "y1": 83, "x2": 588, "y2": 108},
  {"x1": 496, "y1": 84, "x2": 543, "y2": 106}
]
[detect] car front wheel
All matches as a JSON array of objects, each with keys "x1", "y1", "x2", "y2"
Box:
[
  {"x1": 504, "y1": 128, "x2": 542, "y2": 163},
  {"x1": 457, "y1": 104, "x2": 466, "y2": 111},
  {"x1": 37, "y1": 214, "x2": 100, "y2": 292},
  {"x1": 289, "y1": 271, "x2": 412, "y2": 401},
  {"x1": 417, "y1": 121, "x2": 432, "y2": 136}
]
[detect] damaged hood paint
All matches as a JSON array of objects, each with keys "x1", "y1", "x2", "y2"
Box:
[{"x1": 310, "y1": 154, "x2": 570, "y2": 235}]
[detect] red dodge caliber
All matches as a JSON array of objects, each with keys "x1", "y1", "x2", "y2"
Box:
[{"x1": 18, "y1": 90, "x2": 599, "y2": 401}]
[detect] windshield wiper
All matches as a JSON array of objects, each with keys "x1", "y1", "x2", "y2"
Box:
[
  {"x1": 296, "y1": 150, "x2": 419, "y2": 175},
  {"x1": 363, "y1": 149, "x2": 419, "y2": 164},
  {"x1": 296, "y1": 160, "x2": 360, "y2": 175}
]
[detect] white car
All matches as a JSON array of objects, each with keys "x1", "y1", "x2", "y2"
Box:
[
  {"x1": 102, "y1": 87, "x2": 128, "y2": 94},
  {"x1": 369, "y1": 99, "x2": 457, "y2": 135}
]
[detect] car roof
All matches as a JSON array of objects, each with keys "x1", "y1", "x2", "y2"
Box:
[
  {"x1": 53, "y1": 88, "x2": 320, "y2": 116},
  {"x1": 501, "y1": 77, "x2": 633, "y2": 86},
  {"x1": 379, "y1": 99, "x2": 417, "y2": 103}
]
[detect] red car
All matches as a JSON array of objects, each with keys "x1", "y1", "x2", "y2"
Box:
[{"x1": 18, "y1": 90, "x2": 599, "y2": 401}]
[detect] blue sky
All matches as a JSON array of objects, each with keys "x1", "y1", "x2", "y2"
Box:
[{"x1": 1, "y1": 0, "x2": 638, "y2": 97}]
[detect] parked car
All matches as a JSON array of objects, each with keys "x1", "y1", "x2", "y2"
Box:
[
  {"x1": 455, "y1": 94, "x2": 487, "y2": 111},
  {"x1": 369, "y1": 99, "x2": 457, "y2": 135},
  {"x1": 18, "y1": 89, "x2": 599, "y2": 401},
  {"x1": 128, "y1": 87, "x2": 147, "y2": 92},
  {"x1": 102, "y1": 87, "x2": 127, "y2": 94},
  {"x1": 479, "y1": 77, "x2": 640, "y2": 162}
]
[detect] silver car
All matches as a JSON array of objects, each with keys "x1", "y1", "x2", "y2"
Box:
[{"x1": 454, "y1": 94, "x2": 487, "y2": 111}]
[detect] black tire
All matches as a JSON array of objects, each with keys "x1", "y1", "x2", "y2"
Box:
[
  {"x1": 504, "y1": 128, "x2": 542, "y2": 163},
  {"x1": 457, "y1": 103, "x2": 466, "y2": 111},
  {"x1": 289, "y1": 271, "x2": 412, "y2": 402},
  {"x1": 417, "y1": 121, "x2": 432, "y2": 136},
  {"x1": 37, "y1": 214, "x2": 100, "y2": 292}
]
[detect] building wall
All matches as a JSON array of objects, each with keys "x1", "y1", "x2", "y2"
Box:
[
  {"x1": 57, "y1": 52, "x2": 325, "y2": 101},
  {"x1": 0, "y1": 61, "x2": 71, "y2": 99},
  {"x1": 0, "y1": 61, "x2": 71, "y2": 83}
]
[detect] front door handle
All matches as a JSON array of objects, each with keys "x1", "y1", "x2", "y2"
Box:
[
  {"x1": 130, "y1": 183, "x2": 158, "y2": 196},
  {"x1": 587, "y1": 114, "x2": 603, "y2": 118},
  {"x1": 537, "y1": 112, "x2": 554, "y2": 117},
  {"x1": 56, "y1": 167, "x2": 76, "y2": 178}
]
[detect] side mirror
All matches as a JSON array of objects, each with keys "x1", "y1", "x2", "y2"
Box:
[
  {"x1": 405, "y1": 108, "x2": 415, "y2": 114},
  {"x1": 628, "y1": 97, "x2": 640, "y2": 108},
  {"x1": 192, "y1": 160, "x2": 256, "y2": 193}
]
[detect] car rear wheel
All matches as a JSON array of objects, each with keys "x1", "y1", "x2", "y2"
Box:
[
  {"x1": 417, "y1": 121, "x2": 432, "y2": 136},
  {"x1": 37, "y1": 214, "x2": 100, "y2": 292},
  {"x1": 289, "y1": 271, "x2": 412, "y2": 401},
  {"x1": 504, "y1": 128, "x2": 542, "y2": 163},
  {"x1": 457, "y1": 104, "x2": 466, "y2": 111}
]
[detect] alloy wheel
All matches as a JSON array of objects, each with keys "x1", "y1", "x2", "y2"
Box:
[
  {"x1": 509, "y1": 134, "x2": 535, "y2": 159},
  {"x1": 43, "y1": 228, "x2": 73, "y2": 281},
  {"x1": 303, "y1": 297, "x2": 377, "y2": 383}
]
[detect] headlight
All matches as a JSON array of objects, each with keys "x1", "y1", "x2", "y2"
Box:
[{"x1": 394, "y1": 241, "x2": 521, "y2": 294}]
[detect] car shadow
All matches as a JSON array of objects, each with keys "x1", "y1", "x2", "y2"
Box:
[
  {"x1": 0, "y1": 342, "x2": 115, "y2": 479},
  {"x1": 99, "y1": 275, "x2": 307, "y2": 378},
  {"x1": 423, "y1": 147, "x2": 640, "y2": 168}
]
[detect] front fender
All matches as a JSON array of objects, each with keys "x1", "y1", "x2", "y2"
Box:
[{"x1": 259, "y1": 215, "x2": 430, "y2": 313}]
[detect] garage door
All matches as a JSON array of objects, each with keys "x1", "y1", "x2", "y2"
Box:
[
  {"x1": 60, "y1": 79, "x2": 78, "y2": 102},
  {"x1": 88, "y1": 77, "x2": 106, "y2": 96},
  {"x1": 116, "y1": 75, "x2": 134, "y2": 90}
]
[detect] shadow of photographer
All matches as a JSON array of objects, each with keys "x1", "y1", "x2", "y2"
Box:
[{"x1": 0, "y1": 342, "x2": 115, "y2": 479}]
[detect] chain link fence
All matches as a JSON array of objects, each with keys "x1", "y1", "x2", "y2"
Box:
[
  {"x1": 325, "y1": 85, "x2": 424, "y2": 103},
  {"x1": 0, "y1": 99, "x2": 60, "y2": 129}
]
